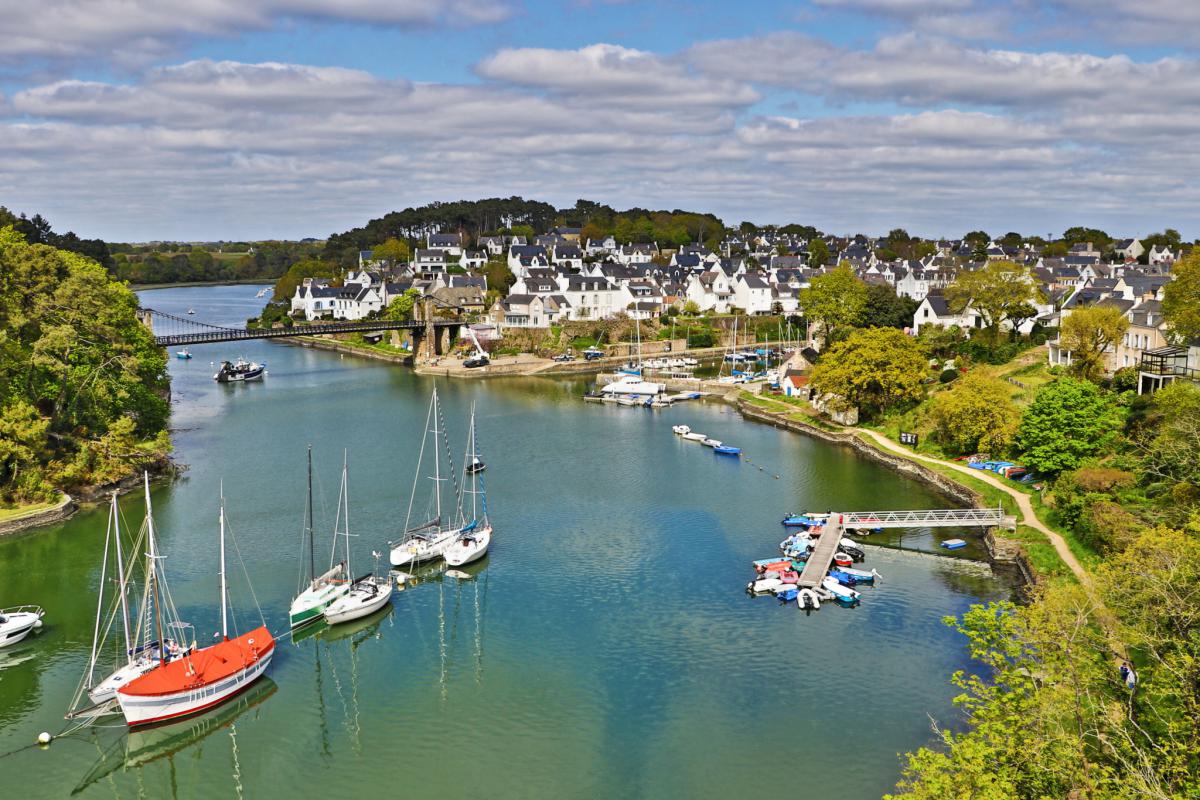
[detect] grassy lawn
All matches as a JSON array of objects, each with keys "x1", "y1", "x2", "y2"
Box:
[
  {"x1": 1008, "y1": 524, "x2": 1078, "y2": 584},
  {"x1": 742, "y1": 392, "x2": 843, "y2": 431},
  {"x1": 0, "y1": 498, "x2": 60, "y2": 522}
]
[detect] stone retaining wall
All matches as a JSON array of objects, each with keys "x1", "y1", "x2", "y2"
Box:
[{"x1": 0, "y1": 494, "x2": 76, "y2": 537}]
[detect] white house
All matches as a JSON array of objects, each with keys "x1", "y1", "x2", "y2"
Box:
[
  {"x1": 911, "y1": 293, "x2": 981, "y2": 335},
  {"x1": 426, "y1": 232, "x2": 463, "y2": 256},
  {"x1": 291, "y1": 279, "x2": 339, "y2": 320},
  {"x1": 332, "y1": 283, "x2": 384, "y2": 321},
  {"x1": 734, "y1": 274, "x2": 774, "y2": 315}
]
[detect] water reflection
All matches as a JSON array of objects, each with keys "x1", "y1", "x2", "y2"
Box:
[{"x1": 73, "y1": 678, "x2": 277, "y2": 796}]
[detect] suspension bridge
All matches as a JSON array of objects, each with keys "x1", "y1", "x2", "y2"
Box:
[{"x1": 140, "y1": 308, "x2": 463, "y2": 349}]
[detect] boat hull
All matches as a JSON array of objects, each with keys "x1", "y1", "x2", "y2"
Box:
[
  {"x1": 0, "y1": 609, "x2": 43, "y2": 648},
  {"x1": 443, "y1": 527, "x2": 491, "y2": 567},
  {"x1": 289, "y1": 581, "x2": 350, "y2": 628},
  {"x1": 324, "y1": 580, "x2": 392, "y2": 625},
  {"x1": 389, "y1": 529, "x2": 458, "y2": 567},
  {"x1": 116, "y1": 628, "x2": 274, "y2": 727}
]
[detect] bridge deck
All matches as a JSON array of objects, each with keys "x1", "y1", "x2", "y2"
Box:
[
  {"x1": 149, "y1": 314, "x2": 461, "y2": 348},
  {"x1": 841, "y1": 507, "x2": 1005, "y2": 530},
  {"x1": 798, "y1": 518, "x2": 844, "y2": 589}
]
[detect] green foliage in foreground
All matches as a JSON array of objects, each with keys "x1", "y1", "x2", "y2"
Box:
[
  {"x1": 809, "y1": 328, "x2": 928, "y2": 419},
  {"x1": 889, "y1": 523, "x2": 1200, "y2": 800},
  {"x1": 1018, "y1": 378, "x2": 1124, "y2": 474},
  {"x1": 0, "y1": 226, "x2": 169, "y2": 502}
]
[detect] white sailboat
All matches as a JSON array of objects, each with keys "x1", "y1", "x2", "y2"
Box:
[
  {"x1": 444, "y1": 403, "x2": 492, "y2": 568},
  {"x1": 289, "y1": 446, "x2": 349, "y2": 628},
  {"x1": 389, "y1": 388, "x2": 467, "y2": 567},
  {"x1": 68, "y1": 477, "x2": 192, "y2": 718},
  {"x1": 324, "y1": 453, "x2": 393, "y2": 625},
  {"x1": 601, "y1": 315, "x2": 664, "y2": 397}
]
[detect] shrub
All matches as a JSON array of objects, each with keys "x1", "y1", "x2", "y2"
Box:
[
  {"x1": 1074, "y1": 467, "x2": 1135, "y2": 494},
  {"x1": 1077, "y1": 500, "x2": 1142, "y2": 553},
  {"x1": 939, "y1": 368, "x2": 959, "y2": 383},
  {"x1": 928, "y1": 372, "x2": 1020, "y2": 455}
]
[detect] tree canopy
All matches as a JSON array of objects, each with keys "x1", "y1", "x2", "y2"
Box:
[
  {"x1": 799, "y1": 264, "x2": 867, "y2": 346},
  {"x1": 809, "y1": 327, "x2": 928, "y2": 419},
  {"x1": 1162, "y1": 250, "x2": 1200, "y2": 343},
  {"x1": 1018, "y1": 377, "x2": 1123, "y2": 474},
  {"x1": 0, "y1": 225, "x2": 170, "y2": 502},
  {"x1": 928, "y1": 372, "x2": 1021, "y2": 455},
  {"x1": 863, "y1": 282, "x2": 919, "y2": 330},
  {"x1": 945, "y1": 260, "x2": 1042, "y2": 337},
  {"x1": 1059, "y1": 305, "x2": 1129, "y2": 382}
]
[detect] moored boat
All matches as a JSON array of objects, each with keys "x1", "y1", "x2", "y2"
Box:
[
  {"x1": 214, "y1": 358, "x2": 265, "y2": 383},
  {"x1": 289, "y1": 447, "x2": 349, "y2": 628},
  {"x1": 0, "y1": 605, "x2": 44, "y2": 648},
  {"x1": 681, "y1": 431, "x2": 708, "y2": 442},
  {"x1": 839, "y1": 567, "x2": 880, "y2": 584},
  {"x1": 701, "y1": 437, "x2": 722, "y2": 447},
  {"x1": 444, "y1": 403, "x2": 493, "y2": 568},
  {"x1": 175, "y1": 349, "x2": 192, "y2": 360},
  {"x1": 714, "y1": 445, "x2": 741, "y2": 456},
  {"x1": 671, "y1": 424, "x2": 691, "y2": 435},
  {"x1": 116, "y1": 494, "x2": 274, "y2": 727}
]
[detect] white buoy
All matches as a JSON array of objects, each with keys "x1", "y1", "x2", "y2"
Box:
[{"x1": 37, "y1": 732, "x2": 52, "y2": 745}]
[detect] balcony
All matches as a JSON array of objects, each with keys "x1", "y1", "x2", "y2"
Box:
[{"x1": 1139, "y1": 346, "x2": 1200, "y2": 394}]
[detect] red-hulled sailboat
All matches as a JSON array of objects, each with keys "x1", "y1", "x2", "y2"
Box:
[{"x1": 117, "y1": 494, "x2": 274, "y2": 727}]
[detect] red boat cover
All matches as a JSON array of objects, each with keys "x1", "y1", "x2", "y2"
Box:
[
  {"x1": 119, "y1": 626, "x2": 275, "y2": 697},
  {"x1": 756, "y1": 560, "x2": 793, "y2": 574}
]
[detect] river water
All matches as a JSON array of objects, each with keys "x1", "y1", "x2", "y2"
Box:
[{"x1": 0, "y1": 285, "x2": 1010, "y2": 798}]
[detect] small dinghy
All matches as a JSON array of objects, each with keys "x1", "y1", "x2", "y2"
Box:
[
  {"x1": 838, "y1": 538, "x2": 865, "y2": 557},
  {"x1": 0, "y1": 605, "x2": 44, "y2": 648},
  {"x1": 796, "y1": 588, "x2": 821, "y2": 610},
  {"x1": 445, "y1": 569, "x2": 472, "y2": 580},
  {"x1": 701, "y1": 437, "x2": 722, "y2": 447},
  {"x1": 828, "y1": 569, "x2": 859, "y2": 587},
  {"x1": 465, "y1": 457, "x2": 486, "y2": 475},
  {"x1": 779, "y1": 570, "x2": 799, "y2": 584},
  {"x1": 942, "y1": 538, "x2": 967, "y2": 550},
  {"x1": 672, "y1": 424, "x2": 691, "y2": 435},
  {"x1": 833, "y1": 552, "x2": 854, "y2": 567},
  {"x1": 775, "y1": 585, "x2": 799, "y2": 602},
  {"x1": 840, "y1": 567, "x2": 880, "y2": 584},
  {"x1": 186, "y1": 308, "x2": 195, "y2": 315},
  {"x1": 175, "y1": 349, "x2": 192, "y2": 360},
  {"x1": 748, "y1": 578, "x2": 783, "y2": 594},
  {"x1": 714, "y1": 445, "x2": 741, "y2": 456},
  {"x1": 682, "y1": 431, "x2": 708, "y2": 442},
  {"x1": 753, "y1": 558, "x2": 793, "y2": 574},
  {"x1": 821, "y1": 576, "x2": 861, "y2": 604}
]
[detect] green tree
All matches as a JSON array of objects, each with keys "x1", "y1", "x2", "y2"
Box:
[
  {"x1": 945, "y1": 260, "x2": 1042, "y2": 340},
  {"x1": 1136, "y1": 381, "x2": 1200, "y2": 503},
  {"x1": 1059, "y1": 305, "x2": 1129, "y2": 382},
  {"x1": 962, "y1": 230, "x2": 990, "y2": 247},
  {"x1": 863, "y1": 283, "x2": 919, "y2": 330},
  {"x1": 1162, "y1": 250, "x2": 1200, "y2": 343},
  {"x1": 681, "y1": 299, "x2": 700, "y2": 315},
  {"x1": 372, "y1": 237, "x2": 411, "y2": 265},
  {"x1": 384, "y1": 288, "x2": 422, "y2": 322},
  {"x1": 1018, "y1": 377, "x2": 1123, "y2": 474},
  {"x1": 929, "y1": 373, "x2": 1021, "y2": 455},
  {"x1": 799, "y1": 264, "x2": 867, "y2": 346},
  {"x1": 809, "y1": 328, "x2": 927, "y2": 419},
  {"x1": 807, "y1": 238, "x2": 830, "y2": 268}
]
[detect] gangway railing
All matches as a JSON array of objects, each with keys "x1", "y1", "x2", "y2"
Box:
[{"x1": 840, "y1": 506, "x2": 1005, "y2": 529}]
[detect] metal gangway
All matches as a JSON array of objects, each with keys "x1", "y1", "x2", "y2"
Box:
[{"x1": 796, "y1": 506, "x2": 1008, "y2": 588}]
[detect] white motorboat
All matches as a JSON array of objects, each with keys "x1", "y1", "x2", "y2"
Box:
[
  {"x1": 0, "y1": 605, "x2": 44, "y2": 648},
  {"x1": 682, "y1": 431, "x2": 708, "y2": 442},
  {"x1": 701, "y1": 437, "x2": 722, "y2": 447},
  {"x1": 390, "y1": 388, "x2": 468, "y2": 567},
  {"x1": 600, "y1": 373, "x2": 664, "y2": 397},
  {"x1": 796, "y1": 588, "x2": 821, "y2": 610},
  {"x1": 289, "y1": 446, "x2": 349, "y2": 628},
  {"x1": 672, "y1": 424, "x2": 691, "y2": 435},
  {"x1": 443, "y1": 526, "x2": 491, "y2": 567}
]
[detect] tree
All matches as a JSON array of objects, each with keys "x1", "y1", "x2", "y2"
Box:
[
  {"x1": 809, "y1": 328, "x2": 927, "y2": 419},
  {"x1": 945, "y1": 260, "x2": 1041, "y2": 339},
  {"x1": 1136, "y1": 381, "x2": 1200, "y2": 502},
  {"x1": 1059, "y1": 305, "x2": 1129, "y2": 382},
  {"x1": 928, "y1": 373, "x2": 1021, "y2": 455},
  {"x1": 1018, "y1": 377, "x2": 1123, "y2": 474},
  {"x1": 799, "y1": 264, "x2": 867, "y2": 346},
  {"x1": 1061, "y1": 226, "x2": 1112, "y2": 252},
  {"x1": 1162, "y1": 250, "x2": 1200, "y2": 343},
  {"x1": 807, "y1": 238, "x2": 830, "y2": 268},
  {"x1": 962, "y1": 230, "x2": 990, "y2": 247},
  {"x1": 863, "y1": 283, "x2": 919, "y2": 330},
  {"x1": 384, "y1": 288, "x2": 421, "y2": 322},
  {"x1": 681, "y1": 299, "x2": 700, "y2": 315},
  {"x1": 372, "y1": 237, "x2": 410, "y2": 265}
]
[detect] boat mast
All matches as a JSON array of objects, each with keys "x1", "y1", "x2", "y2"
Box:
[
  {"x1": 341, "y1": 451, "x2": 351, "y2": 578},
  {"x1": 111, "y1": 492, "x2": 132, "y2": 663},
  {"x1": 432, "y1": 389, "x2": 442, "y2": 525},
  {"x1": 144, "y1": 473, "x2": 165, "y2": 665},
  {"x1": 307, "y1": 445, "x2": 315, "y2": 585},
  {"x1": 219, "y1": 487, "x2": 228, "y2": 641}
]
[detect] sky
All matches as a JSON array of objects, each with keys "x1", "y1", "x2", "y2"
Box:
[{"x1": 1, "y1": 0, "x2": 1198, "y2": 242}]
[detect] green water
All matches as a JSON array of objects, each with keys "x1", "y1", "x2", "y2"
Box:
[{"x1": 0, "y1": 285, "x2": 1010, "y2": 798}]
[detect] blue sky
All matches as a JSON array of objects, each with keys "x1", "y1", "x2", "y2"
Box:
[{"x1": 1, "y1": 0, "x2": 1198, "y2": 241}]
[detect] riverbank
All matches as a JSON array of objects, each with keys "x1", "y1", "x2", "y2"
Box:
[
  {"x1": 0, "y1": 495, "x2": 75, "y2": 536},
  {"x1": 129, "y1": 278, "x2": 272, "y2": 291}
]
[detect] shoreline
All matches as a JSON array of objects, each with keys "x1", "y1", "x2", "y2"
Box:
[{"x1": 131, "y1": 279, "x2": 273, "y2": 291}]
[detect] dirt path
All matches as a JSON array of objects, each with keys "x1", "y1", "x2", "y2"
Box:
[{"x1": 850, "y1": 428, "x2": 1090, "y2": 587}]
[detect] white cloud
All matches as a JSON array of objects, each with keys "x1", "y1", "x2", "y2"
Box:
[
  {"x1": 0, "y1": 0, "x2": 515, "y2": 64},
  {"x1": 813, "y1": 0, "x2": 974, "y2": 14},
  {"x1": 475, "y1": 44, "x2": 759, "y2": 110}
]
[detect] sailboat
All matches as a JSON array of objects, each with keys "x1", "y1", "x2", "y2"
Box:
[
  {"x1": 289, "y1": 446, "x2": 349, "y2": 628},
  {"x1": 115, "y1": 491, "x2": 274, "y2": 727},
  {"x1": 600, "y1": 316, "x2": 663, "y2": 397},
  {"x1": 324, "y1": 453, "x2": 393, "y2": 625},
  {"x1": 444, "y1": 404, "x2": 492, "y2": 568},
  {"x1": 69, "y1": 478, "x2": 192, "y2": 718},
  {"x1": 389, "y1": 388, "x2": 468, "y2": 567}
]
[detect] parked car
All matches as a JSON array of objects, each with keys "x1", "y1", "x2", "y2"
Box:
[
  {"x1": 552, "y1": 352, "x2": 576, "y2": 362},
  {"x1": 464, "y1": 356, "x2": 490, "y2": 368}
]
